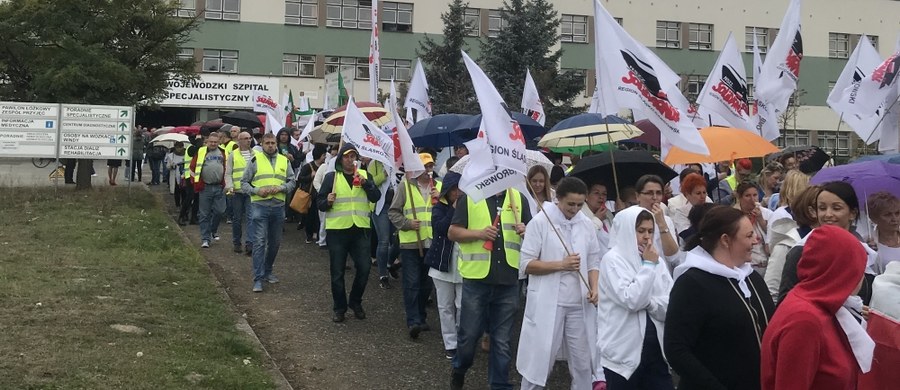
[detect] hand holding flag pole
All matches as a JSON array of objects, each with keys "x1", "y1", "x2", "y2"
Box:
[
  {"x1": 482, "y1": 207, "x2": 503, "y2": 251},
  {"x1": 525, "y1": 181, "x2": 591, "y2": 292},
  {"x1": 405, "y1": 178, "x2": 425, "y2": 256}
]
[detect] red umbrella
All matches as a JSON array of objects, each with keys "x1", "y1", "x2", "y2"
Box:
[
  {"x1": 173, "y1": 126, "x2": 201, "y2": 136},
  {"x1": 632, "y1": 119, "x2": 661, "y2": 147}
]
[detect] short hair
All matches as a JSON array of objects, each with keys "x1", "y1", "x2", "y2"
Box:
[
  {"x1": 260, "y1": 133, "x2": 277, "y2": 141},
  {"x1": 679, "y1": 167, "x2": 700, "y2": 183},
  {"x1": 688, "y1": 203, "x2": 720, "y2": 231},
  {"x1": 635, "y1": 174, "x2": 664, "y2": 193},
  {"x1": 760, "y1": 161, "x2": 784, "y2": 180},
  {"x1": 734, "y1": 181, "x2": 758, "y2": 197},
  {"x1": 206, "y1": 132, "x2": 220, "y2": 139},
  {"x1": 555, "y1": 177, "x2": 588, "y2": 199},
  {"x1": 779, "y1": 154, "x2": 797, "y2": 166},
  {"x1": 819, "y1": 181, "x2": 860, "y2": 221},
  {"x1": 791, "y1": 185, "x2": 822, "y2": 227},
  {"x1": 218, "y1": 129, "x2": 231, "y2": 140},
  {"x1": 680, "y1": 173, "x2": 707, "y2": 196},
  {"x1": 867, "y1": 191, "x2": 900, "y2": 220},
  {"x1": 312, "y1": 144, "x2": 327, "y2": 161},
  {"x1": 778, "y1": 170, "x2": 810, "y2": 207},
  {"x1": 685, "y1": 206, "x2": 747, "y2": 253},
  {"x1": 737, "y1": 158, "x2": 753, "y2": 171},
  {"x1": 445, "y1": 156, "x2": 460, "y2": 171}
]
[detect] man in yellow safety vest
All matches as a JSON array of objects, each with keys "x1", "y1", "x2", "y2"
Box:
[
  {"x1": 225, "y1": 129, "x2": 255, "y2": 255},
  {"x1": 388, "y1": 153, "x2": 441, "y2": 339},
  {"x1": 316, "y1": 144, "x2": 381, "y2": 323},
  {"x1": 448, "y1": 186, "x2": 530, "y2": 390}
]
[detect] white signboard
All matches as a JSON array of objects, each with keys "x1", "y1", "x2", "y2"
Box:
[
  {"x1": 59, "y1": 104, "x2": 134, "y2": 159},
  {"x1": 0, "y1": 102, "x2": 59, "y2": 158},
  {"x1": 161, "y1": 74, "x2": 281, "y2": 109}
]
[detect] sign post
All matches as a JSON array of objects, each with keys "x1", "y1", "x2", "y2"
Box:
[
  {"x1": 0, "y1": 102, "x2": 59, "y2": 158},
  {"x1": 59, "y1": 104, "x2": 134, "y2": 160}
]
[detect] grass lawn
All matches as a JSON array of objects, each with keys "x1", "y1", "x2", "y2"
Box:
[{"x1": 0, "y1": 187, "x2": 274, "y2": 389}]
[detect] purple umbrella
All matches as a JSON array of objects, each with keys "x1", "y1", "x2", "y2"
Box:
[{"x1": 810, "y1": 161, "x2": 900, "y2": 209}]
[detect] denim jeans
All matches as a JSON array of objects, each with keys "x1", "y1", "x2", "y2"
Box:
[
  {"x1": 372, "y1": 208, "x2": 398, "y2": 277},
  {"x1": 452, "y1": 280, "x2": 519, "y2": 390},
  {"x1": 250, "y1": 203, "x2": 285, "y2": 282},
  {"x1": 231, "y1": 192, "x2": 254, "y2": 247},
  {"x1": 400, "y1": 248, "x2": 433, "y2": 327},
  {"x1": 149, "y1": 158, "x2": 163, "y2": 184},
  {"x1": 198, "y1": 185, "x2": 225, "y2": 242},
  {"x1": 326, "y1": 227, "x2": 371, "y2": 313}
]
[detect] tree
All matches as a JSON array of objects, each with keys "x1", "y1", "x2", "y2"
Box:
[
  {"x1": 416, "y1": 0, "x2": 479, "y2": 115},
  {"x1": 0, "y1": 0, "x2": 199, "y2": 189},
  {"x1": 480, "y1": 0, "x2": 585, "y2": 127}
]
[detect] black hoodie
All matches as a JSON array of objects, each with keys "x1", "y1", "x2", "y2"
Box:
[{"x1": 315, "y1": 144, "x2": 381, "y2": 217}]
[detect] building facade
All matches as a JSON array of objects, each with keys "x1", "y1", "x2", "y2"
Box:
[{"x1": 150, "y1": 0, "x2": 900, "y2": 157}]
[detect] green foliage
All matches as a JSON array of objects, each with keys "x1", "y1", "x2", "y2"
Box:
[
  {"x1": 0, "y1": 0, "x2": 199, "y2": 106},
  {"x1": 480, "y1": 0, "x2": 585, "y2": 127},
  {"x1": 416, "y1": 0, "x2": 479, "y2": 115}
]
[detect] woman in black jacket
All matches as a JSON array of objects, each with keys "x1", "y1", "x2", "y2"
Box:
[
  {"x1": 297, "y1": 144, "x2": 327, "y2": 242},
  {"x1": 424, "y1": 171, "x2": 463, "y2": 360}
]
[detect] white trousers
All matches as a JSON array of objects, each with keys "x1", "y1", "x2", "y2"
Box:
[
  {"x1": 520, "y1": 305, "x2": 593, "y2": 390},
  {"x1": 432, "y1": 278, "x2": 462, "y2": 350},
  {"x1": 317, "y1": 210, "x2": 327, "y2": 246}
]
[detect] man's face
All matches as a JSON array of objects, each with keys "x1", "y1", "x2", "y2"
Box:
[
  {"x1": 737, "y1": 167, "x2": 752, "y2": 180},
  {"x1": 230, "y1": 127, "x2": 240, "y2": 139},
  {"x1": 261, "y1": 138, "x2": 278, "y2": 154},
  {"x1": 341, "y1": 152, "x2": 358, "y2": 171},
  {"x1": 237, "y1": 133, "x2": 252, "y2": 149},
  {"x1": 206, "y1": 135, "x2": 219, "y2": 149},
  {"x1": 455, "y1": 147, "x2": 468, "y2": 158},
  {"x1": 292, "y1": 130, "x2": 301, "y2": 140},
  {"x1": 425, "y1": 163, "x2": 435, "y2": 175}
]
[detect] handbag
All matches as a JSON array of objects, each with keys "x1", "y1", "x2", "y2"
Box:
[{"x1": 290, "y1": 188, "x2": 312, "y2": 214}]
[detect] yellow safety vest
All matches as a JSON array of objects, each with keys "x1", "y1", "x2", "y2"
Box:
[
  {"x1": 325, "y1": 169, "x2": 371, "y2": 230},
  {"x1": 250, "y1": 151, "x2": 289, "y2": 202},
  {"x1": 224, "y1": 140, "x2": 235, "y2": 155},
  {"x1": 231, "y1": 149, "x2": 248, "y2": 190},
  {"x1": 457, "y1": 189, "x2": 523, "y2": 279},
  {"x1": 182, "y1": 148, "x2": 193, "y2": 180},
  {"x1": 399, "y1": 179, "x2": 442, "y2": 244}
]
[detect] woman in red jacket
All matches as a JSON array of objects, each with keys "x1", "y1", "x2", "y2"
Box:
[{"x1": 761, "y1": 225, "x2": 875, "y2": 389}]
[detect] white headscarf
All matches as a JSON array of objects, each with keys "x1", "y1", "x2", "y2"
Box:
[{"x1": 674, "y1": 246, "x2": 755, "y2": 298}]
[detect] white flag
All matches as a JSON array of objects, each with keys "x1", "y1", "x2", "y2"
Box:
[
  {"x1": 827, "y1": 35, "x2": 884, "y2": 142},
  {"x1": 878, "y1": 83, "x2": 900, "y2": 153},
  {"x1": 841, "y1": 50, "x2": 900, "y2": 118},
  {"x1": 298, "y1": 110, "x2": 317, "y2": 141},
  {"x1": 252, "y1": 91, "x2": 280, "y2": 117},
  {"x1": 404, "y1": 58, "x2": 432, "y2": 124},
  {"x1": 265, "y1": 111, "x2": 283, "y2": 134},
  {"x1": 751, "y1": 33, "x2": 783, "y2": 140},
  {"x1": 388, "y1": 80, "x2": 426, "y2": 183},
  {"x1": 521, "y1": 69, "x2": 546, "y2": 126},
  {"x1": 695, "y1": 33, "x2": 753, "y2": 130},
  {"x1": 459, "y1": 51, "x2": 527, "y2": 202},
  {"x1": 368, "y1": 0, "x2": 381, "y2": 102},
  {"x1": 592, "y1": 0, "x2": 708, "y2": 155},
  {"x1": 587, "y1": 87, "x2": 601, "y2": 113},
  {"x1": 756, "y1": 0, "x2": 802, "y2": 111},
  {"x1": 341, "y1": 99, "x2": 395, "y2": 172}
]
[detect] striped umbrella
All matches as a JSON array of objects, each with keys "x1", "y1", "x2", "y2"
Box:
[
  {"x1": 538, "y1": 114, "x2": 642, "y2": 155},
  {"x1": 321, "y1": 101, "x2": 392, "y2": 134}
]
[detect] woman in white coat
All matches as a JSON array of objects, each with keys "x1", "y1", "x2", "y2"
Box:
[
  {"x1": 517, "y1": 177, "x2": 601, "y2": 390},
  {"x1": 597, "y1": 206, "x2": 674, "y2": 389}
]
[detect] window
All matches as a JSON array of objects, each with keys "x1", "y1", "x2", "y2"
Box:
[
  {"x1": 868, "y1": 35, "x2": 879, "y2": 51},
  {"x1": 177, "y1": 48, "x2": 195, "y2": 62},
  {"x1": 380, "y1": 59, "x2": 412, "y2": 81},
  {"x1": 174, "y1": 0, "x2": 196, "y2": 18},
  {"x1": 383, "y1": 2, "x2": 413, "y2": 32},
  {"x1": 563, "y1": 68, "x2": 589, "y2": 97},
  {"x1": 817, "y1": 131, "x2": 851, "y2": 156},
  {"x1": 286, "y1": 0, "x2": 318, "y2": 26},
  {"x1": 283, "y1": 54, "x2": 316, "y2": 77},
  {"x1": 325, "y1": 56, "x2": 369, "y2": 79},
  {"x1": 326, "y1": 0, "x2": 372, "y2": 30},
  {"x1": 684, "y1": 75, "x2": 706, "y2": 102},
  {"x1": 829, "y1": 32, "x2": 851, "y2": 58},
  {"x1": 205, "y1": 0, "x2": 240, "y2": 20},
  {"x1": 689, "y1": 23, "x2": 713, "y2": 50},
  {"x1": 656, "y1": 21, "x2": 681, "y2": 48},
  {"x1": 745, "y1": 26, "x2": 768, "y2": 53},
  {"x1": 487, "y1": 10, "x2": 508, "y2": 38},
  {"x1": 464, "y1": 8, "x2": 480, "y2": 37},
  {"x1": 202, "y1": 49, "x2": 238, "y2": 73},
  {"x1": 776, "y1": 130, "x2": 809, "y2": 148},
  {"x1": 561, "y1": 14, "x2": 588, "y2": 43},
  {"x1": 747, "y1": 77, "x2": 754, "y2": 103},
  {"x1": 614, "y1": 17, "x2": 623, "y2": 26}
]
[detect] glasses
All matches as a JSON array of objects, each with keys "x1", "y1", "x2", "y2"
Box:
[{"x1": 640, "y1": 191, "x2": 664, "y2": 197}]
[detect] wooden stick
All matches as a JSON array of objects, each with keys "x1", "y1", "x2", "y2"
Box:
[
  {"x1": 507, "y1": 188, "x2": 521, "y2": 225},
  {"x1": 526, "y1": 180, "x2": 590, "y2": 290},
  {"x1": 603, "y1": 121, "x2": 622, "y2": 203},
  {"x1": 405, "y1": 178, "x2": 425, "y2": 257}
]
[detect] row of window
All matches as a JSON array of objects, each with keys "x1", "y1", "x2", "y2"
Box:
[{"x1": 777, "y1": 130, "x2": 851, "y2": 157}]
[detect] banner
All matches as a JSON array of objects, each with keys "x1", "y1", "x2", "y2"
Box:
[
  {"x1": 405, "y1": 58, "x2": 432, "y2": 125},
  {"x1": 755, "y1": 0, "x2": 803, "y2": 111},
  {"x1": 827, "y1": 35, "x2": 884, "y2": 143},
  {"x1": 842, "y1": 51, "x2": 900, "y2": 119},
  {"x1": 752, "y1": 33, "x2": 783, "y2": 140},
  {"x1": 368, "y1": 0, "x2": 381, "y2": 102},
  {"x1": 695, "y1": 33, "x2": 752, "y2": 130},
  {"x1": 522, "y1": 69, "x2": 546, "y2": 126},
  {"x1": 592, "y1": 0, "x2": 709, "y2": 155}
]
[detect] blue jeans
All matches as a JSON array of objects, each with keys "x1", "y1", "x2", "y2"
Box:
[
  {"x1": 250, "y1": 203, "x2": 285, "y2": 282},
  {"x1": 452, "y1": 280, "x2": 519, "y2": 390},
  {"x1": 198, "y1": 186, "x2": 225, "y2": 242},
  {"x1": 372, "y1": 208, "x2": 398, "y2": 277},
  {"x1": 149, "y1": 158, "x2": 163, "y2": 184},
  {"x1": 400, "y1": 248, "x2": 433, "y2": 327},
  {"x1": 231, "y1": 192, "x2": 253, "y2": 247},
  {"x1": 326, "y1": 227, "x2": 371, "y2": 313}
]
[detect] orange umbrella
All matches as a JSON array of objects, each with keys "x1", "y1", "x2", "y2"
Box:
[
  {"x1": 321, "y1": 102, "x2": 392, "y2": 134},
  {"x1": 664, "y1": 126, "x2": 780, "y2": 165}
]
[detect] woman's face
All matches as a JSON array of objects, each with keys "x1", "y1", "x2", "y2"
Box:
[
  {"x1": 739, "y1": 187, "x2": 759, "y2": 211},
  {"x1": 817, "y1": 190, "x2": 857, "y2": 230},
  {"x1": 685, "y1": 185, "x2": 707, "y2": 206},
  {"x1": 636, "y1": 219, "x2": 654, "y2": 251},
  {"x1": 637, "y1": 182, "x2": 663, "y2": 209},
  {"x1": 278, "y1": 132, "x2": 289, "y2": 143},
  {"x1": 783, "y1": 157, "x2": 798, "y2": 171},
  {"x1": 529, "y1": 172, "x2": 546, "y2": 198},
  {"x1": 766, "y1": 172, "x2": 782, "y2": 189},
  {"x1": 725, "y1": 217, "x2": 757, "y2": 264},
  {"x1": 873, "y1": 204, "x2": 900, "y2": 229},
  {"x1": 446, "y1": 188, "x2": 460, "y2": 204},
  {"x1": 558, "y1": 193, "x2": 586, "y2": 220}
]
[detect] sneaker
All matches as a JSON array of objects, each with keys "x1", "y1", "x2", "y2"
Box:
[
  {"x1": 445, "y1": 349, "x2": 457, "y2": 360},
  {"x1": 252, "y1": 281, "x2": 263, "y2": 292},
  {"x1": 379, "y1": 277, "x2": 392, "y2": 290},
  {"x1": 388, "y1": 263, "x2": 400, "y2": 280},
  {"x1": 450, "y1": 370, "x2": 465, "y2": 390},
  {"x1": 233, "y1": 245, "x2": 242, "y2": 253},
  {"x1": 409, "y1": 324, "x2": 422, "y2": 340},
  {"x1": 265, "y1": 274, "x2": 280, "y2": 284},
  {"x1": 244, "y1": 245, "x2": 252, "y2": 256},
  {"x1": 349, "y1": 305, "x2": 366, "y2": 320},
  {"x1": 201, "y1": 241, "x2": 210, "y2": 248},
  {"x1": 332, "y1": 311, "x2": 346, "y2": 323},
  {"x1": 213, "y1": 234, "x2": 220, "y2": 241},
  {"x1": 226, "y1": 219, "x2": 232, "y2": 225},
  {"x1": 305, "y1": 238, "x2": 314, "y2": 244}
]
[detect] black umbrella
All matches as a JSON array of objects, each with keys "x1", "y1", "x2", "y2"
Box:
[
  {"x1": 569, "y1": 150, "x2": 677, "y2": 200},
  {"x1": 222, "y1": 111, "x2": 263, "y2": 129},
  {"x1": 407, "y1": 114, "x2": 476, "y2": 147},
  {"x1": 766, "y1": 145, "x2": 831, "y2": 174}
]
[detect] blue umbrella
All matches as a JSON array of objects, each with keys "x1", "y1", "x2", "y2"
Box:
[
  {"x1": 407, "y1": 114, "x2": 475, "y2": 147},
  {"x1": 456, "y1": 112, "x2": 548, "y2": 142}
]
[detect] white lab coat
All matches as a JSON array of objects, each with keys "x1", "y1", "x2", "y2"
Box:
[{"x1": 517, "y1": 203, "x2": 601, "y2": 387}]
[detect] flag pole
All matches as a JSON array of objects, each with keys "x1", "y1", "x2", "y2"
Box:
[
  {"x1": 864, "y1": 95, "x2": 900, "y2": 145},
  {"x1": 603, "y1": 120, "x2": 622, "y2": 203},
  {"x1": 834, "y1": 113, "x2": 844, "y2": 158},
  {"x1": 526, "y1": 180, "x2": 591, "y2": 291}
]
